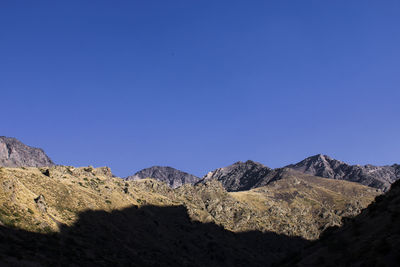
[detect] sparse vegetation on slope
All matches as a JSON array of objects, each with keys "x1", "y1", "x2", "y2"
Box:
[
  {"x1": 289, "y1": 179, "x2": 400, "y2": 266},
  {"x1": 0, "y1": 166, "x2": 379, "y2": 241}
]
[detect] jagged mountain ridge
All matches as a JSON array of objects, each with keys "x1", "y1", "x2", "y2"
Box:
[
  {"x1": 287, "y1": 154, "x2": 400, "y2": 191},
  {"x1": 0, "y1": 136, "x2": 54, "y2": 167},
  {"x1": 200, "y1": 160, "x2": 275, "y2": 192},
  {"x1": 199, "y1": 160, "x2": 299, "y2": 192},
  {"x1": 126, "y1": 166, "x2": 200, "y2": 188},
  {"x1": 2, "y1": 136, "x2": 398, "y2": 192},
  {"x1": 202, "y1": 155, "x2": 399, "y2": 192}
]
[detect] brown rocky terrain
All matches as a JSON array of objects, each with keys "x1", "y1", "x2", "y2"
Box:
[
  {"x1": 0, "y1": 165, "x2": 378, "y2": 240},
  {"x1": 288, "y1": 179, "x2": 400, "y2": 266},
  {"x1": 0, "y1": 137, "x2": 395, "y2": 266},
  {"x1": 0, "y1": 165, "x2": 388, "y2": 266}
]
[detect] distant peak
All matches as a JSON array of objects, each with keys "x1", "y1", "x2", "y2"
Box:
[{"x1": 126, "y1": 165, "x2": 199, "y2": 188}]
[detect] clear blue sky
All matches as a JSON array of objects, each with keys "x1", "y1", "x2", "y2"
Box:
[{"x1": 1, "y1": 1, "x2": 399, "y2": 177}]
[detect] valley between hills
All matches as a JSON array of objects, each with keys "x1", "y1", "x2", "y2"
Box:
[{"x1": 0, "y1": 136, "x2": 399, "y2": 266}]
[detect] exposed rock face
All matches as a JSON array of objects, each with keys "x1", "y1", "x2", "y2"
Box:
[
  {"x1": 200, "y1": 160, "x2": 285, "y2": 192},
  {"x1": 126, "y1": 166, "x2": 199, "y2": 188},
  {"x1": 287, "y1": 154, "x2": 400, "y2": 191},
  {"x1": 0, "y1": 136, "x2": 54, "y2": 167},
  {"x1": 34, "y1": 195, "x2": 47, "y2": 213}
]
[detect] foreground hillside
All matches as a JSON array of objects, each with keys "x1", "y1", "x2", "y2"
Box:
[
  {"x1": 0, "y1": 166, "x2": 307, "y2": 266},
  {"x1": 0, "y1": 204, "x2": 308, "y2": 266},
  {"x1": 0, "y1": 166, "x2": 379, "y2": 240},
  {"x1": 0, "y1": 165, "x2": 391, "y2": 266},
  {"x1": 229, "y1": 169, "x2": 379, "y2": 238},
  {"x1": 291, "y1": 179, "x2": 400, "y2": 266}
]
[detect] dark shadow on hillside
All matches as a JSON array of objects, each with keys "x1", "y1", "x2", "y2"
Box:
[{"x1": 0, "y1": 205, "x2": 310, "y2": 266}]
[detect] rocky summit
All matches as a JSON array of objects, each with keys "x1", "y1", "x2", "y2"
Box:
[
  {"x1": 200, "y1": 160, "x2": 277, "y2": 192},
  {"x1": 126, "y1": 166, "x2": 200, "y2": 188},
  {"x1": 0, "y1": 136, "x2": 54, "y2": 167},
  {"x1": 287, "y1": 154, "x2": 400, "y2": 191}
]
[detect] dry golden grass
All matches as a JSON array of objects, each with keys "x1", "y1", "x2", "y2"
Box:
[
  {"x1": 0, "y1": 166, "x2": 176, "y2": 232},
  {"x1": 0, "y1": 166, "x2": 380, "y2": 240}
]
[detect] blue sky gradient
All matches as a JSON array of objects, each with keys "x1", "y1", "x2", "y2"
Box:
[{"x1": 1, "y1": 1, "x2": 399, "y2": 177}]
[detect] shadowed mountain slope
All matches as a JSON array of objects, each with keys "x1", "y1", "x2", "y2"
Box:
[
  {"x1": 287, "y1": 154, "x2": 400, "y2": 191},
  {"x1": 289, "y1": 179, "x2": 400, "y2": 266},
  {"x1": 126, "y1": 166, "x2": 200, "y2": 188},
  {"x1": 0, "y1": 136, "x2": 54, "y2": 167},
  {"x1": 228, "y1": 168, "x2": 380, "y2": 239},
  {"x1": 0, "y1": 166, "x2": 395, "y2": 266},
  {"x1": 0, "y1": 205, "x2": 309, "y2": 266}
]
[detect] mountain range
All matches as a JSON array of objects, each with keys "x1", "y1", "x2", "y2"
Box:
[
  {"x1": 0, "y1": 136, "x2": 398, "y2": 192},
  {"x1": 200, "y1": 155, "x2": 399, "y2": 192},
  {"x1": 0, "y1": 136, "x2": 398, "y2": 265}
]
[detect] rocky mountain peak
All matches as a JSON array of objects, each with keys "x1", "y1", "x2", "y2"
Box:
[
  {"x1": 0, "y1": 136, "x2": 54, "y2": 167},
  {"x1": 287, "y1": 154, "x2": 400, "y2": 191},
  {"x1": 303, "y1": 154, "x2": 342, "y2": 165},
  {"x1": 200, "y1": 160, "x2": 274, "y2": 192},
  {"x1": 125, "y1": 166, "x2": 200, "y2": 189}
]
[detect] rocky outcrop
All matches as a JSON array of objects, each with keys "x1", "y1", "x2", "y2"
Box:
[
  {"x1": 126, "y1": 166, "x2": 199, "y2": 188},
  {"x1": 0, "y1": 137, "x2": 54, "y2": 167},
  {"x1": 286, "y1": 154, "x2": 400, "y2": 191},
  {"x1": 34, "y1": 195, "x2": 47, "y2": 213},
  {"x1": 199, "y1": 160, "x2": 286, "y2": 192}
]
